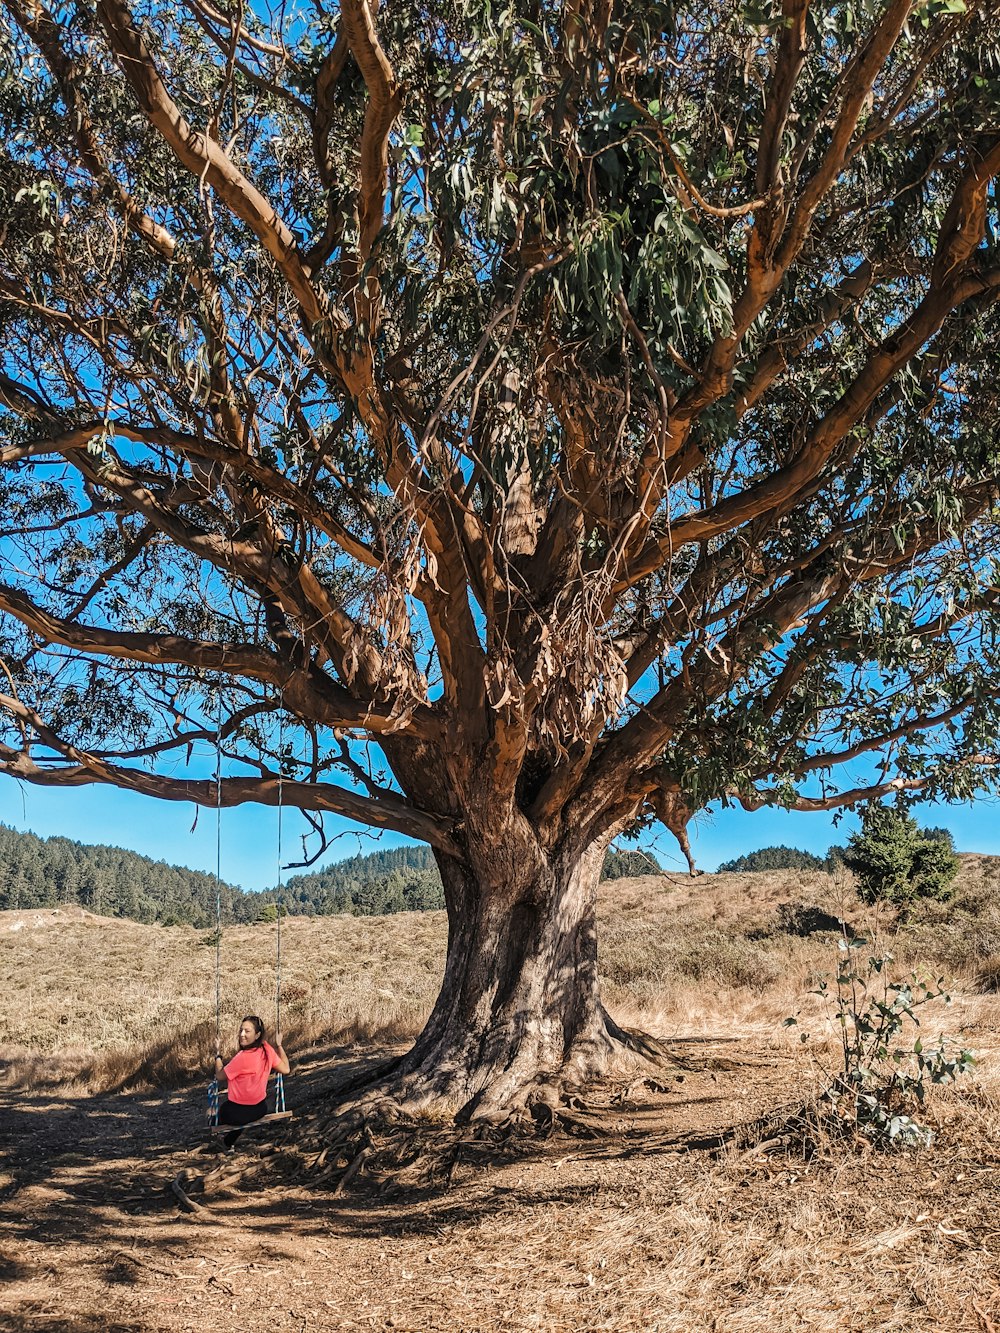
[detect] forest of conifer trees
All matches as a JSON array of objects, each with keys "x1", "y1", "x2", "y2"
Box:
[{"x1": 0, "y1": 825, "x2": 662, "y2": 924}]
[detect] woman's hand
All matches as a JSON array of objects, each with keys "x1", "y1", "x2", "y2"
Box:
[{"x1": 275, "y1": 1032, "x2": 284, "y2": 1048}]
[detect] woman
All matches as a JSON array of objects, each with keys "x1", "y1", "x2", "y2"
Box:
[{"x1": 212, "y1": 1015, "x2": 290, "y2": 1149}]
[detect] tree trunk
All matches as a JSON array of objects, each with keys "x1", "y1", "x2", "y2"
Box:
[{"x1": 366, "y1": 834, "x2": 627, "y2": 1121}]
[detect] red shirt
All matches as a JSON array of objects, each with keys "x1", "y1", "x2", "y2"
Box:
[{"x1": 224, "y1": 1041, "x2": 278, "y2": 1105}]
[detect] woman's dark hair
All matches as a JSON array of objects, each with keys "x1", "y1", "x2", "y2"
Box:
[{"x1": 240, "y1": 1015, "x2": 265, "y2": 1048}]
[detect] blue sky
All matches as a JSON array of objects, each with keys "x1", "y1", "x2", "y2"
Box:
[{"x1": 3, "y1": 777, "x2": 997, "y2": 892}]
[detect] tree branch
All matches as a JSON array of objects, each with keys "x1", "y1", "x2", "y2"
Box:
[
  {"x1": 0, "y1": 695, "x2": 459, "y2": 852},
  {"x1": 339, "y1": 0, "x2": 401, "y2": 265},
  {"x1": 312, "y1": 30, "x2": 350, "y2": 187},
  {"x1": 0, "y1": 579, "x2": 433, "y2": 737},
  {"x1": 666, "y1": 0, "x2": 915, "y2": 442},
  {"x1": 734, "y1": 760, "x2": 1000, "y2": 815},
  {"x1": 786, "y1": 700, "x2": 975, "y2": 780},
  {"x1": 8, "y1": 0, "x2": 177, "y2": 260},
  {"x1": 50, "y1": 438, "x2": 378, "y2": 685},
  {"x1": 95, "y1": 0, "x2": 350, "y2": 360},
  {"x1": 755, "y1": 0, "x2": 811, "y2": 197},
  {"x1": 626, "y1": 97, "x2": 766, "y2": 219},
  {"x1": 620, "y1": 246, "x2": 1000, "y2": 587}
]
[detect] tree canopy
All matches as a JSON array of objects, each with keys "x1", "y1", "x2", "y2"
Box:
[{"x1": 2, "y1": 0, "x2": 1000, "y2": 1114}]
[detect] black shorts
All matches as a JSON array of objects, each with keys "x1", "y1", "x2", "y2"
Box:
[{"x1": 218, "y1": 1098, "x2": 267, "y2": 1127}]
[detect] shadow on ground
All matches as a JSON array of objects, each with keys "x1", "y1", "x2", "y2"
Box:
[{"x1": 0, "y1": 1031, "x2": 786, "y2": 1263}]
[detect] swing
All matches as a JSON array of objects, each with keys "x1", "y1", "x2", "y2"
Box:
[{"x1": 206, "y1": 698, "x2": 294, "y2": 1134}]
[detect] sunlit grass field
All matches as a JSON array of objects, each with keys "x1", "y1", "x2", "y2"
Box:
[{"x1": 4, "y1": 857, "x2": 1000, "y2": 1098}]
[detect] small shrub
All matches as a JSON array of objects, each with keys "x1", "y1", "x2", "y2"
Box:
[
  {"x1": 774, "y1": 902, "x2": 850, "y2": 937},
  {"x1": 600, "y1": 929, "x2": 675, "y2": 991},
  {"x1": 676, "y1": 934, "x2": 783, "y2": 991},
  {"x1": 788, "y1": 937, "x2": 974, "y2": 1149}
]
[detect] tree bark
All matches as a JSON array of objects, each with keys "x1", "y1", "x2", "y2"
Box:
[{"x1": 362, "y1": 832, "x2": 627, "y2": 1121}]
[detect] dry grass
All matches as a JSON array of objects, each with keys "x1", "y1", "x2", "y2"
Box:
[
  {"x1": 0, "y1": 906, "x2": 445, "y2": 1093},
  {"x1": 2, "y1": 858, "x2": 1000, "y2": 1096},
  {"x1": 336, "y1": 1028, "x2": 1000, "y2": 1332},
  {"x1": 387, "y1": 1134, "x2": 1000, "y2": 1331}
]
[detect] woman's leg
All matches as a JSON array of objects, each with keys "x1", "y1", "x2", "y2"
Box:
[{"x1": 217, "y1": 1098, "x2": 267, "y2": 1148}]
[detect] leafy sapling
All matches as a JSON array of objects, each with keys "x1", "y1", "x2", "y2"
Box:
[{"x1": 786, "y1": 936, "x2": 974, "y2": 1149}]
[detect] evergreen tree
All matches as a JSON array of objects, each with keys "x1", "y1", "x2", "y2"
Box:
[
  {"x1": 602, "y1": 848, "x2": 664, "y2": 879},
  {"x1": 922, "y1": 826, "x2": 957, "y2": 851},
  {"x1": 842, "y1": 808, "x2": 959, "y2": 909}
]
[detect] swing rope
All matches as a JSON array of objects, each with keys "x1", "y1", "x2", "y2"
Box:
[
  {"x1": 204, "y1": 692, "x2": 292, "y2": 1130},
  {"x1": 273, "y1": 701, "x2": 286, "y2": 1115},
  {"x1": 207, "y1": 693, "x2": 224, "y2": 1128}
]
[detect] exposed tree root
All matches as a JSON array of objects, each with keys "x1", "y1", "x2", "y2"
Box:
[
  {"x1": 170, "y1": 1168, "x2": 213, "y2": 1216},
  {"x1": 247, "y1": 1086, "x2": 612, "y2": 1198},
  {"x1": 185, "y1": 1064, "x2": 818, "y2": 1203},
  {"x1": 601, "y1": 1010, "x2": 674, "y2": 1064},
  {"x1": 243, "y1": 1057, "x2": 697, "y2": 1198},
  {"x1": 285, "y1": 1110, "x2": 520, "y2": 1197},
  {"x1": 176, "y1": 1093, "x2": 879, "y2": 1212},
  {"x1": 326, "y1": 1012, "x2": 684, "y2": 1129},
  {"x1": 610, "y1": 1074, "x2": 683, "y2": 1104},
  {"x1": 198, "y1": 1022, "x2": 698, "y2": 1199},
  {"x1": 689, "y1": 1102, "x2": 816, "y2": 1156}
]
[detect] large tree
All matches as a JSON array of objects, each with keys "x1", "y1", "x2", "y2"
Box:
[{"x1": 2, "y1": 0, "x2": 1000, "y2": 1120}]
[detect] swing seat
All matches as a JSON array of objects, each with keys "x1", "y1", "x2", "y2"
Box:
[{"x1": 209, "y1": 1110, "x2": 294, "y2": 1133}]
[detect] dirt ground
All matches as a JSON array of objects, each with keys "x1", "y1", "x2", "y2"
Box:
[{"x1": 3, "y1": 1030, "x2": 1000, "y2": 1333}]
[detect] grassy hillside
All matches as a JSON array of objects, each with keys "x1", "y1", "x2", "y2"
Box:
[{"x1": 3, "y1": 855, "x2": 999, "y2": 1095}]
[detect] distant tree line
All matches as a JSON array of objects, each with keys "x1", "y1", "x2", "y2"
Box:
[
  {"x1": 718, "y1": 817, "x2": 959, "y2": 910},
  {"x1": 601, "y1": 848, "x2": 665, "y2": 880},
  {"x1": 3, "y1": 813, "x2": 959, "y2": 922},
  {"x1": 0, "y1": 826, "x2": 662, "y2": 924},
  {"x1": 0, "y1": 823, "x2": 254, "y2": 925},
  {"x1": 718, "y1": 824, "x2": 956, "y2": 876},
  {"x1": 718, "y1": 845, "x2": 834, "y2": 874},
  {"x1": 264, "y1": 843, "x2": 442, "y2": 917}
]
